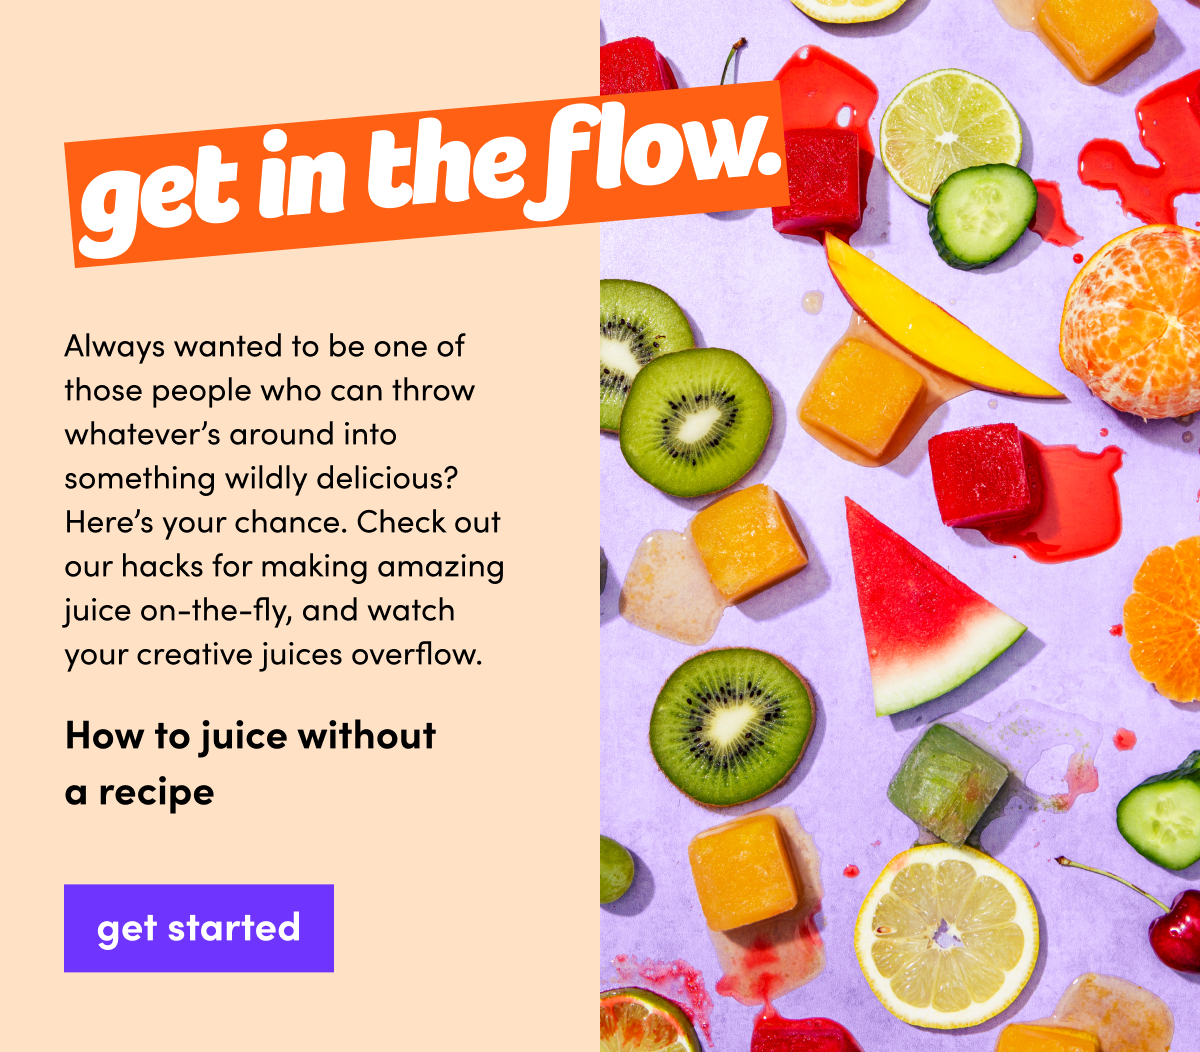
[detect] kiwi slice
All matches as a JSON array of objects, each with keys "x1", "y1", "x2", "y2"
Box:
[
  {"x1": 600, "y1": 279, "x2": 694, "y2": 431},
  {"x1": 620, "y1": 348, "x2": 772, "y2": 497},
  {"x1": 650, "y1": 648, "x2": 814, "y2": 807}
]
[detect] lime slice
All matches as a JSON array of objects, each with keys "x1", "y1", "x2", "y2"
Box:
[
  {"x1": 854, "y1": 844, "x2": 1039, "y2": 1029},
  {"x1": 791, "y1": 0, "x2": 908, "y2": 23},
  {"x1": 600, "y1": 988, "x2": 702, "y2": 1052},
  {"x1": 880, "y1": 69, "x2": 1023, "y2": 204}
]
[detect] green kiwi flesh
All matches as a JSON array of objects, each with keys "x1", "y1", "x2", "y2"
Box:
[
  {"x1": 619, "y1": 348, "x2": 772, "y2": 497},
  {"x1": 650, "y1": 648, "x2": 814, "y2": 807},
  {"x1": 600, "y1": 279, "x2": 694, "y2": 432}
]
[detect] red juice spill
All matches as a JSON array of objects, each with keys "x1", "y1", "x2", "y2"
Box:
[
  {"x1": 1050, "y1": 753, "x2": 1100, "y2": 812},
  {"x1": 1100, "y1": 428, "x2": 1109, "y2": 436},
  {"x1": 981, "y1": 437, "x2": 1124, "y2": 563},
  {"x1": 1073, "y1": 252, "x2": 1085, "y2": 263},
  {"x1": 871, "y1": 839, "x2": 881, "y2": 847},
  {"x1": 1079, "y1": 68, "x2": 1200, "y2": 224},
  {"x1": 843, "y1": 864, "x2": 860, "y2": 878},
  {"x1": 774, "y1": 46, "x2": 878, "y2": 227},
  {"x1": 1030, "y1": 180, "x2": 1083, "y2": 246},
  {"x1": 610, "y1": 955, "x2": 713, "y2": 1041},
  {"x1": 751, "y1": 1013, "x2": 865, "y2": 1052},
  {"x1": 1110, "y1": 623, "x2": 1124, "y2": 637},
  {"x1": 715, "y1": 920, "x2": 823, "y2": 1006},
  {"x1": 1114, "y1": 728, "x2": 1138, "y2": 751}
]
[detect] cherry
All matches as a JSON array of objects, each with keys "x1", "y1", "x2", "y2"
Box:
[{"x1": 1057, "y1": 857, "x2": 1200, "y2": 974}]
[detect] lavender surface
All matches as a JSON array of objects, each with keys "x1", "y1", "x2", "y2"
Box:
[{"x1": 600, "y1": 0, "x2": 1200, "y2": 1046}]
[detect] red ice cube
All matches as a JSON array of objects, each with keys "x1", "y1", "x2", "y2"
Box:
[
  {"x1": 751, "y1": 1016, "x2": 864, "y2": 1052},
  {"x1": 771, "y1": 128, "x2": 861, "y2": 239},
  {"x1": 600, "y1": 36, "x2": 678, "y2": 95},
  {"x1": 928, "y1": 423, "x2": 1045, "y2": 529}
]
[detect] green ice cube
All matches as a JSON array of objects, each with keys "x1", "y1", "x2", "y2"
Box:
[{"x1": 887, "y1": 724, "x2": 1009, "y2": 845}]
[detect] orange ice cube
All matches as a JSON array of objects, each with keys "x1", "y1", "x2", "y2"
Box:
[
  {"x1": 1038, "y1": 0, "x2": 1157, "y2": 82},
  {"x1": 801, "y1": 339, "x2": 924, "y2": 458},
  {"x1": 688, "y1": 814, "x2": 799, "y2": 931},
  {"x1": 689, "y1": 484, "x2": 808, "y2": 604},
  {"x1": 995, "y1": 1024, "x2": 1100, "y2": 1052}
]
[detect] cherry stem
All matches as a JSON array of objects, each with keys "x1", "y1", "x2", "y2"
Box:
[
  {"x1": 1056, "y1": 856, "x2": 1169, "y2": 913},
  {"x1": 721, "y1": 38, "x2": 747, "y2": 86}
]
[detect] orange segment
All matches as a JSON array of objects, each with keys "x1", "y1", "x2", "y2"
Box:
[
  {"x1": 1123, "y1": 536, "x2": 1200, "y2": 703},
  {"x1": 689, "y1": 484, "x2": 808, "y2": 603},
  {"x1": 1060, "y1": 225, "x2": 1200, "y2": 419},
  {"x1": 688, "y1": 813, "x2": 799, "y2": 931}
]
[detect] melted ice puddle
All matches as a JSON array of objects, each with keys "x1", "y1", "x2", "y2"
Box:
[
  {"x1": 619, "y1": 530, "x2": 726, "y2": 645},
  {"x1": 710, "y1": 807, "x2": 825, "y2": 1006},
  {"x1": 1017, "y1": 973, "x2": 1175, "y2": 1052},
  {"x1": 943, "y1": 700, "x2": 1102, "y2": 822}
]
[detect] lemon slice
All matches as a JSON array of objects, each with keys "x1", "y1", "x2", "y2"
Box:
[
  {"x1": 880, "y1": 69, "x2": 1023, "y2": 204},
  {"x1": 790, "y1": 0, "x2": 908, "y2": 24},
  {"x1": 600, "y1": 988, "x2": 702, "y2": 1052},
  {"x1": 854, "y1": 844, "x2": 1039, "y2": 1029}
]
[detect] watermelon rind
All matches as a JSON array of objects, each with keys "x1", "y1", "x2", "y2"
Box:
[{"x1": 872, "y1": 608, "x2": 1026, "y2": 716}]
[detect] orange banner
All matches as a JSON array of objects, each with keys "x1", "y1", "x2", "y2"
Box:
[{"x1": 63, "y1": 83, "x2": 788, "y2": 267}]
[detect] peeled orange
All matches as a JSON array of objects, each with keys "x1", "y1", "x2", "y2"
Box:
[
  {"x1": 1060, "y1": 225, "x2": 1200, "y2": 419},
  {"x1": 1123, "y1": 536, "x2": 1200, "y2": 703}
]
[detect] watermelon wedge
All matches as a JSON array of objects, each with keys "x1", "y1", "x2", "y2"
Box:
[{"x1": 845, "y1": 498, "x2": 1026, "y2": 716}]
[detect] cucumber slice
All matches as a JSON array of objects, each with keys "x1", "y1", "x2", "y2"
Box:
[
  {"x1": 928, "y1": 163, "x2": 1037, "y2": 270},
  {"x1": 1116, "y1": 750, "x2": 1200, "y2": 870}
]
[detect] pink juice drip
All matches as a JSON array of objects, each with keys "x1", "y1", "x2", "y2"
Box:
[
  {"x1": 1031, "y1": 180, "x2": 1083, "y2": 246},
  {"x1": 1079, "y1": 68, "x2": 1200, "y2": 224},
  {"x1": 1114, "y1": 728, "x2": 1138, "y2": 751},
  {"x1": 610, "y1": 955, "x2": 714, "y2": 1041},
  {"x1": 1050, "y1": 753, "x2": 1100, "y2": 811},
  {"x1": 981, "y1": 438, "x2": 1124, "y2": 563},
  {"x1": 774, "y1": 46, "x2": 878, "y2": 221}
]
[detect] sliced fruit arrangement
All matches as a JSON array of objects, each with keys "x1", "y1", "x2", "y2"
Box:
[
  {"x1": 1123, "y1": 534, "x2": 1200, "y2": 703},
  {"x1": 649, "y1": 648, "x2": 814, "y2": 806},
  {"x1": 620, "y1": 348, "x2": 773, "y2": 497},
  {"x1": 854, "y1": 843, "x2": 1039, "y2": 1029},
  {"x1": 825, "y1": 235, "x2": 1062, "y2": 397},
  {"x1": 601, "y1": 835, "x2": 636, "y2": 904},
  {"x1": 1060, "y1": 225, "x2": 1200, "y2": 419},
  {"x1": 601, "y1": 279, "x2": 695, "y2": 432},
  {"x1": 790, "y1": 0, "x2": 908, "y2": 24},
  {"x1": 1117, "y1": 751, "x2": 1200, "y2": 870},
  {"x1": 880, "y1": 69, "x2": 1022, "y2": 205},
  {"x1": 600, "y1": 988, "x2": 701, "y2": 1052},
  {"x1": 928, "y1": 163, "x2": 1037, "y2": 270},
  {"x1": 846, "y1": 498, "x2": 1027, "y2": 716}
]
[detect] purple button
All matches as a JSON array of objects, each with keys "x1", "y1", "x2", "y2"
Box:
[{"x1": 64, "y1": 884, "x2": 334, "y2": 972}]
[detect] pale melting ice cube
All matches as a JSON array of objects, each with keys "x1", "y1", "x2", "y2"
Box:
[{"x1": 619, "y1": 530, "x2": 727, "y2": 645}]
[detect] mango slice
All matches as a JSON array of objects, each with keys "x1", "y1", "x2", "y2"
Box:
[{"x1": 824, "y1": 235, "x2": 1062, "y2": 398}]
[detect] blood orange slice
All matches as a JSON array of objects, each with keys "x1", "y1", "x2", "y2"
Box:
[
  {"x1": 600, "y1": 988, "x2": 702, "y2": 1052},
  {"x1": 846, "y1": 498, "x2": 1026, "y2": 715}
]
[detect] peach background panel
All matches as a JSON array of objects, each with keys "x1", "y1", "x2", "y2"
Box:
[{"x1": 1, "y1": 0, "x2": 597, "y2": 1048}]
